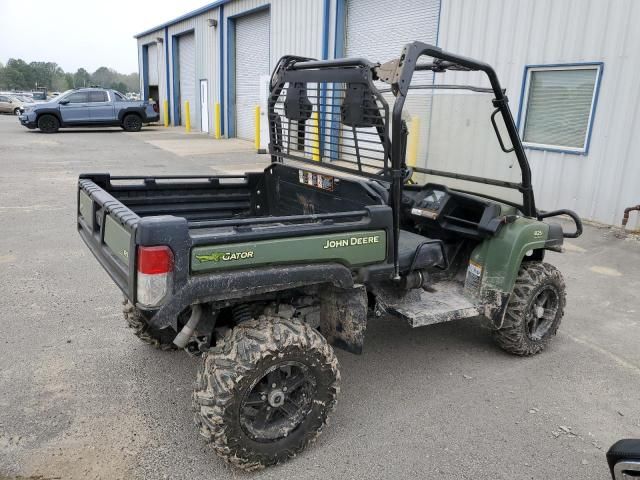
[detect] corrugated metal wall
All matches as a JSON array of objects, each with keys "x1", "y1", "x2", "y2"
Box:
[
  {"x1": 137, "y1": 32, "x2": 166, "y2": 124},
  {"x1": 222, "y1": 0, "x2": 325, "y2": 139},
  {"x1": 224, "y1": 0, "x2": 324, "y2": 65},
  {"x1": 135, "y1": 0, "x2": 639, "y2": 228},
  {"x1": 167, "y1": 11, "x2": 219, "y2": 132},
  {"x1": 138, "y1": 0, "x2": 323, "y2": 134},
  {"x1": 438, "y1": 0, "x2": 640, "y2": 228}
]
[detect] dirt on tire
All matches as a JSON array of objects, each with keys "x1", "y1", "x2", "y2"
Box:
[
  {"x1": 493, "y1": 261, "x2": 566, "y2": 356},
  {"x1": 192, "y1": 316, "x2": 340, "y2": 471},
  {"x1": 122, "y1": 298, "x2": 177, "y2": 350}
]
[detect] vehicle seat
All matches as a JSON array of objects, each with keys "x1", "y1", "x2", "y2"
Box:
[{"x1": 398, "y1": 230, "x2": 446, "y2": 271}]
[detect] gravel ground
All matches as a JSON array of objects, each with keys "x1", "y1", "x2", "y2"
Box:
[{"x1": 0, "y1": 115, "x2": 638, "y2": 480}]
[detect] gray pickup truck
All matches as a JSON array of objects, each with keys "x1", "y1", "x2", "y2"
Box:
[{"x1": 19, "y1": 87, "x2": 159, "y2": 133}]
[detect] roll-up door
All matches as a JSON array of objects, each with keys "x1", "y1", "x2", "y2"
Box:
[
  {"x1": 234, "y1": 9, "x2": 270, "y2": 140},
  {"x1": 147, "y1": 43, "x2": 158, "y2": 86},
  {"x1": 178, "y1": 33, "x2": 196, "y2": 127},
  {"x1": 344, "y1": 0, "x2": 441, "y2": 166}
]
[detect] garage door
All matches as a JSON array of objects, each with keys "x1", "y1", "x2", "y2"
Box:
[
  {"x1": 178, "y1": 33, "x2": 196, "y2": 127},
  {"x1": 147, "y1": 43, "x2": 158, "y2": 86},
  {"x1": 345, "y1": 0, "x2": 441, "y2": 167},
  {"x1": 234, "y1": 9, "x2": 270, "y2": 140}
]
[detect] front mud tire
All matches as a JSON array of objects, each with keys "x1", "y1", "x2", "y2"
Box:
[
  {"x1": 192, "y1": 316, "x2": 340, "y2": 471},
  {"x1": 493, "y1": 262, "x2": 566, "y2": 356},
  {"x1": 122, "y1": 298, "x2": 177, "y2": 350}
]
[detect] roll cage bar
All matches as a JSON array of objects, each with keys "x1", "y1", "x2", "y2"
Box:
[{"x1": 268, "y1": 42, "x2": 546, "y2": 279}]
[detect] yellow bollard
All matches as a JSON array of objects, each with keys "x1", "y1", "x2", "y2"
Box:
[
  {"x1": 163, "y1": 100, "x2": 169, "y2": 128},
  {"x1": 311, "y1": 111, "x2": 320, "y2": 161},
  {"x1": 184, "y1": 101, "x2": 191, "y2": 133},
  {"x1": 214, "y1": 102, "x2": 221, "y2": 139},
  {"x1": 254, "y1": 105, "x2": 261, "y2": 151},
  {"x1": 406, "y1": 116, "x2": 421, "y2": 181}
]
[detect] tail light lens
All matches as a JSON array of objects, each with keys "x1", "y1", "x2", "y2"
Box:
[
  {"x1": 152, "y1": 103, "x2": 159, "y2": 113},
  {"x1": 137, "y1": 246, "x2": 173, "y2": 307}
]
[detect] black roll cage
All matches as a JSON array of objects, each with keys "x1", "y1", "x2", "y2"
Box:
[{"x1": 267, "y1": 42, "x2": 579, "y2": 279}]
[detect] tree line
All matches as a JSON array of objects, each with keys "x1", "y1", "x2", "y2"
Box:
[{"x1": 0, "y1": 59, "x2": 139, "y2": 93}]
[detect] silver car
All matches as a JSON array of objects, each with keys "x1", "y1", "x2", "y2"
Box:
[{"x1": 0, "y1": 95, "x2": 25, "y2": 115}]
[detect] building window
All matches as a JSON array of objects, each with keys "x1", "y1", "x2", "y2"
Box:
[{"x1": 519, "y1": 64, "x2": 603, "y2": 154}]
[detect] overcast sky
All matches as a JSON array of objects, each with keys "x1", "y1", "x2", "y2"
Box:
[{"x1": 0, "y1": 0, "x2": 208, "y2": 73}]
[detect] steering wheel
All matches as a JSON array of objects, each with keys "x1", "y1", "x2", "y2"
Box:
[{"x1": 375, "y1": 167, "x2": 415, "y2": 184}]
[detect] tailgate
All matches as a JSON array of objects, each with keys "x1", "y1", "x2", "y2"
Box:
[{"x1": 77, "y1": 178, "x2": 139, "y2": 299}]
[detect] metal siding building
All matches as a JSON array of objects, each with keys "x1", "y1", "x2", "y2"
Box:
[
  {"x1": 437, "y1": 0, "x2": 640, "y2": 229},
  {"x1": 136, "y1": 0, "x2": 640, "y2": 229}
]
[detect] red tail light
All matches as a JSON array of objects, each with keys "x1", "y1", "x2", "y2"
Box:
[
  {"x1": 138, "y1": 246, "x2": 173, "y2": 274},
  {"x1": 152, "y1": 103, "x2": 159, "y2": 113}
]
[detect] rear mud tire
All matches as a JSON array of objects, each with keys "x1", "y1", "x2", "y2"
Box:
[
  {"x1": 192, "y1": 316, "x2": 340, "y2": 471},
  {"x1": 122, "y1": 298, "x2": 177, "y2": 350},
  {"x1": 493, "y1": 262, "x2": 566, "y2": 356},
  {"x1": 37, "y1": 114, "x2": 59, "y2": 133}
]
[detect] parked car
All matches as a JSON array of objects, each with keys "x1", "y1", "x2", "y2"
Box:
[
  {"x1": 12, "y1": 95, "x2": 35, "y2": 105},
  {"x1": 31, "y1": 90, "x2": 47, "y2": 102},
  {"x1": 0, "y1": 95, "x2": 25, "y2": 115},
  {"x1": 19, "y1": 87, "x2": 159, "y2": 133}
]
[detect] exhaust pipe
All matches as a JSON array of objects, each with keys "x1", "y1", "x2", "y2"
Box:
[{"x1": 173, "y1": 304, "x2": 203, "y2": 348}]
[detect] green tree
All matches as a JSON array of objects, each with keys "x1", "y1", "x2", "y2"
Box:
[
  {"x1": 111, "y1": 81, "x2": 129, "y2": 94},
  {"x1": 73, "y1": 68, "x2": 91, "y2": 88},
  {"x1": 91, "y1": 66, "x2": 116, "y2": 88},
  {"x1": 4, "y1": 59, "x2": 32, "y2": 89},
  {"x1": 0, "y1": 58, "x2": 139, "y2": 92}
]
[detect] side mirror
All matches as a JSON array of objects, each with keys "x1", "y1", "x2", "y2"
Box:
[
  {"x1": 59, "y1": 99, "x2": 69, "y2": 105},
  {"x1": 607, "y1": 440, "x2": 640, "y2": 479}
]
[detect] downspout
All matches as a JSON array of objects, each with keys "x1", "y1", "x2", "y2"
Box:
[{"x1": 622, "y1": 205, "x2": 640, "y2": 231}]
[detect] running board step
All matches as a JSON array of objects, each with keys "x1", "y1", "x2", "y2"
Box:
[{"x1": 374, "y1": 281, "x2": 482, "y2": 328}]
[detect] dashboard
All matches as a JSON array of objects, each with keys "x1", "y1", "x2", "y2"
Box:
[{"x1": 405, "y1": 184, "x2": 505, "y2": 238}]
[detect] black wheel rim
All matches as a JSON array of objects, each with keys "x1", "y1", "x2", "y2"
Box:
[
  {"x1": 41, "y1": 117, "x2": 54, "y2": 130},
  {"x1": 526, "y1": 285, "x2": 559, "y2": 340},
  {"x1": 240, "y1": 361, "x2": 316, "y2": 442},
  {"x1": 125, "y1": 117, "x2": 140, "y2": 129}
]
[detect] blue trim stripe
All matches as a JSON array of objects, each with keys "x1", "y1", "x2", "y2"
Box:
[
  {"x1": 219, "y1": 5, "x2": 225, "y2": 135},
  {"x1": 515, "y1": 62, "x2": 604, "y2": 155},
  {"x1": 334, "y1": 0, "x2": 346, "y2": 59},
  {"x1": 164, "y1": 27, "x2": 171, "y2": 124},
  {"x1": 141, "y1": 45, "x2": 149, "y2": 101},
  {"x1": 319, "y1": 0, "x2": 331, "y2": 158},
  {"x1": 328, "y1": 0, "x2": 346, "y2": 160},
  {"x1": 135, "y1": 0, "x2": 231, "y2": 38},
  {"x1": 226, "y1": 17, "x2": 235, "y2": 137},
  {"x1": 172, "y1": 35, "x2": 180, "y2": 125},
  {"x1": 321, "y1": 0, "x2": 330, "y2": 60}
]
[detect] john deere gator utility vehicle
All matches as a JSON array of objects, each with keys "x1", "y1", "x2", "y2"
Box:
[{"x1": 76, "y1": 42, "x2": 582, "y2": 470}]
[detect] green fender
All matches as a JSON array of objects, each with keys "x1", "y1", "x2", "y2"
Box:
[{"x1": 467, "y1": 217, "x2": 549, "y2": 298}]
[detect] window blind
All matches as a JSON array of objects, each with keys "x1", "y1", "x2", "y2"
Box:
[{"x1": 523, "y1": 68, "x2": 598, "y2": 149}]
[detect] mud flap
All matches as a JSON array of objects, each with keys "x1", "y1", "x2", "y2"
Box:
[
  {"x1": 484, "y1": 291, "x2": 511, "y2": 329},
  {"x1": 319, "y1": 284, "x2": 367, "y2": 354}
]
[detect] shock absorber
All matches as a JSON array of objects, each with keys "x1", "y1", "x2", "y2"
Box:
[{"x1": 232, "y1": 304, "x2": 253, "y2": 324}]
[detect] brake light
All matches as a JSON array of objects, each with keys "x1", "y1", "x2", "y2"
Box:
[
  {"x1": 152, "y1": 103, "x2": 159, "y2": 113},
  {"x1": 138, "y1": 246, "x2": 172, "y2": 274},
  {"x1": 137, "y1": 246, "x2": 173, "y2": 307}
]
